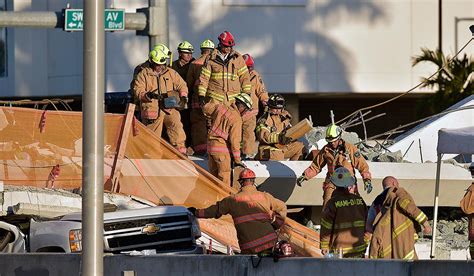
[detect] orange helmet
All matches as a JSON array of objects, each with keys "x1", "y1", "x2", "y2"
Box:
[
  {"x1": 238, "y1": 168, "x2": 256, "y2": 181},
  {"x1": 218, "y1": 31, "x2": 235, "y2": 47},
  {"x1": 243, "y1": 54, "x2": 254, "y2": 68}
]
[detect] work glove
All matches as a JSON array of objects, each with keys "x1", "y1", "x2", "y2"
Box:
[
  {"x1": 278, "y1": 132, "x2": 292, "y2": 145},
  {"x1": 145, "y1": 91, "x2": 161, "y2": 100},
  {"x1": 363, "y1": 179, "x2": 373, "y2": 194},
  {"x1": 178, "y1": 96, "x2": 188, "y2": 110},
  {"x1": 296, "y1": 174, "x2": 307, "y2": 187},
  {"x1": 187, "y1": 207, "x2": 197, "y2": 216},
  {"x1": 198, "y1": 96, "x2": 206, "y2": 108},
  {"x1": 234, "y1": 160, "x2": 247, "y2": 168}
]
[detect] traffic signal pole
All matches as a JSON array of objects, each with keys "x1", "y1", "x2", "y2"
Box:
[{"x1": 0, "y1": 4, "x2": 168, "y2": 276}]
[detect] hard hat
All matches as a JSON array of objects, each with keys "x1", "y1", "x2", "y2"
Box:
[
  {"x1": 238, "y1": 168, "x2": 256, "y2": 181},
  {"x1": 268, "y1": 94, "x2": 285, "y2": 109},
  {"x1": 325, "y1": 124, "x2": 342, "y2": 142},
  {"x1": 330, "y1": 167, "x2": 355, "y2": 188},
  {"x1": 177, "y1": 41, "x2": 194, "y2": 53},
  {"x1": 153, "y1": 43, "x2": 171, "y2": 59},
  {"x1": 149, "y1": 49, "x2": 168, "y2": 65},
  {"x1": 235, "y1": 93, "x2": 253, "y2": 110},
  {"x1": 218, "y1": 31, "x2": 235, "y2": 47},
  {"x1": 200, "y1": 39, "x2": 215, "y2": 50},
  {"x1": 242, "y1": 54, "x2": 254, "y2": 68}
]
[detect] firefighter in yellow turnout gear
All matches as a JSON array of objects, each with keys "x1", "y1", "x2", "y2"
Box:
[
  {"x1": 186, "y1": 39, "x2": 215, "y2": 155},
  {"x1": 189, "y1": 168, "x2": 287, "y2": 254},
  {"x1": 197, "y1": 31, "x2": 251, "y2": 106},
  {"x1": 297, "y1": 124, "x2": 372, "y2": 207},
  {"x1": 320, "y1": 167, "x2": 368, "y2": 258},
  {"x1": 255, "y1": 94, "x2": 304, "y2": 161},
  {"x1": 132, "y1": 48, "x2": 188, "y2": 154},
  {"x1": 368, "y1": 176, "x2": 431, "y2": 259},
  {"x1": 203, "y1": 93, "x2": 252, "y2": 186},
  {"x1": 241, "y1": 54, "x2": 269, "y2": 158}
]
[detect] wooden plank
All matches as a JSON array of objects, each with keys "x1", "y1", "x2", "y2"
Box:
[
  {"x1": 285, "y1": 118, "x2": 313, "y2": 140},
  {"x1": 104, "y1": 103, "x2": 136, "y2": 192},
  {"x1": 275, "y1": 118, "x2": 313, "y2": 149}
]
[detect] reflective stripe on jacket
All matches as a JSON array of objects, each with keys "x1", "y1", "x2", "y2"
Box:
[
  {"x1": 203, "y1": 102, "x2": 242, "y2": 162},
  {"x1": 195, "y1": 185, "x2": 287, "y2": 254},
  {"x1": 198, "y1": 49, "x2": 251, "y2": 102},
  {"x1": 369, "y1": 187, "x2": 428, "y2": 259},
  {"x1": 132, "y1": 67, "x2": 188, "y2": 120},
  {"x1": 304, "y1": 141, "x2": 371, "y2": 183},
  {"x1": 320, "y1": 189, "x2": 368, "y2": 257}
]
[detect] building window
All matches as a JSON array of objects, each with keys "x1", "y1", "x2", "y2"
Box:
[{"x1": 0, "y1": 1, "x2": 6, "y2": 77}]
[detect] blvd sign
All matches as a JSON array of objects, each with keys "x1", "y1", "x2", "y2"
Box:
[{"x1": 64, "y1": 9, "x2": 125, "y2": 31}]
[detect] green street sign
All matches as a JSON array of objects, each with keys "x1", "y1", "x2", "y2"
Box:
[{"x1": 64, "y1": 9, "x2": 125, "y2": 31}]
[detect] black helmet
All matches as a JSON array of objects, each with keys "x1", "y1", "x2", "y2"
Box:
[{"x1": 268, "y1": 94, "x2": 285, "y2": 109}]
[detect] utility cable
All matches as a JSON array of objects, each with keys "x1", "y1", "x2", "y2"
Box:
[{"x1": 336, "y1": 37, "x2": 474, "y2": 125}]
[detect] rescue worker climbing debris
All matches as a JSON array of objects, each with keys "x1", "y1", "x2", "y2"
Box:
[
  {"x1": 203, "y1": 93, "x2": 252, "y2": 186},
  {"x1": 320, "y1": 167, "x2": 368, "y2": 258},
  {"x1": 132, "y1": 48, "x2": 188, "y2": 154},
  {"x1": 255, "y1": 94, "x2": 304, "y2": 161},
  {"x1": 297, "y1": 123, "x2": 372, "y2": 207},
  {"x1": 368, "y1": 177, "x2": 431, "y2": 259},
  {"x1": 198, "y1": 31, "x2": 251, "y2": 107},
  {"x1": 186, "y1": 39, "x2": 215, "y2": 155},
  {"x1": 241, "y1": 53, "x2": 269, "y2": 159},
  {"x1": 189, "y1": 168, "x2": 287, "y2": 254},
  {"x1": 129, "y1": 43, "x2": 172, "y2": 108}
]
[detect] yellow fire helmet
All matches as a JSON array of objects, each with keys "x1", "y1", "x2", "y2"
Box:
[
  {"x1": 200, "y1": 39, "x2": 215, "y2": 50},
  {"x1": 177, "y1": 40, "x2": 194, "y2": 53},
  {"x1": 325, "y1": 124, "x2": 342, "y2": 142},
  {"x1": 235, "y1": 93, "x2": 253, "y2": 109},
  {"x1": 152, "y1": 43, "x2": 171, "y2": 59},
  {"x1": 149, "y1": 48, "x2": 169, "y2": 65}
]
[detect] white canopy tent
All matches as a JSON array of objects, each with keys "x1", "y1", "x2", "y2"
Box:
[{"x1": 431, "y1": 127, "x2": 474, "y2": 258}]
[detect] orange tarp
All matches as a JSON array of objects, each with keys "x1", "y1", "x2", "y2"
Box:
[{"x1": 0, "y1": 106, "x2": 321, "y2": 256}]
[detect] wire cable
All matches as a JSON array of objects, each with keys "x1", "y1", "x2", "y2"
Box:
[{"x1": 336, "y1": 37, "x2": 474, "y2": 125}]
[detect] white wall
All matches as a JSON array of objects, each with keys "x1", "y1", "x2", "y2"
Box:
[{"x1": 1, "y1": 0, "x2": 473, "y2": 96}]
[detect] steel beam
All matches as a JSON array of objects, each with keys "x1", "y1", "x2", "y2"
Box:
[{"x1": 0, "y1": 11, "x2": 146, "y2": 30}]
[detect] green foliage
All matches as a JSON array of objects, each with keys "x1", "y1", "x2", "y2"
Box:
[{"x1": 412, "y1": 48, "x2": 474, "y2": 117}]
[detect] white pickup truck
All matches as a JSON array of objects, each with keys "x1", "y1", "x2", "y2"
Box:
[{"x1": 28, "y1": 206, "x2": 204, "y2": 254}]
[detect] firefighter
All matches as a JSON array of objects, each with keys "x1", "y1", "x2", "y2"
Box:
[
  {"x1": 186, "y1": 39, "x2": 215, "y2": 155},
  {"x1": 132, "y1": 48, "x2": 188, "y2": 154},
  {"x1": 172, "y1": 41, "x2": 195, "y2": 148},
  {"x1": 197, "y1": 31, "x2": 251, "y2": 107},
  {"x1": 297, "y1": 124, "x2": 373, "y2": 207},
  {"x1": 172, "y1": 40, "x2": 195, "y2": 80},
  {"x1": 203, "y1": 93, "x2": 252, "y2": 186},
  {"x1": 368, "y1": 177, "x2": 431, "y2": 259},
  {"x1": 255, "y1": 94, "x2": 304, "y2": 161},
  {"x1": 460, "y1": 181, "x2": 474, "y2": 259},
  {"x1": 320, "y1": 167, "x2": 368, "y2": 258},
  {"x1": 189, "y1": 168, "x2": 287, "y2": 254},
  {"x1": 241, "y1": 54, "x2": 269, "y2": 159},
  {"x1": 366, "y1": 176, "x2": 400, "y2": 235},
  {"x1": 129, "y1": 43, "x2": 172, "y2": 108}
]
